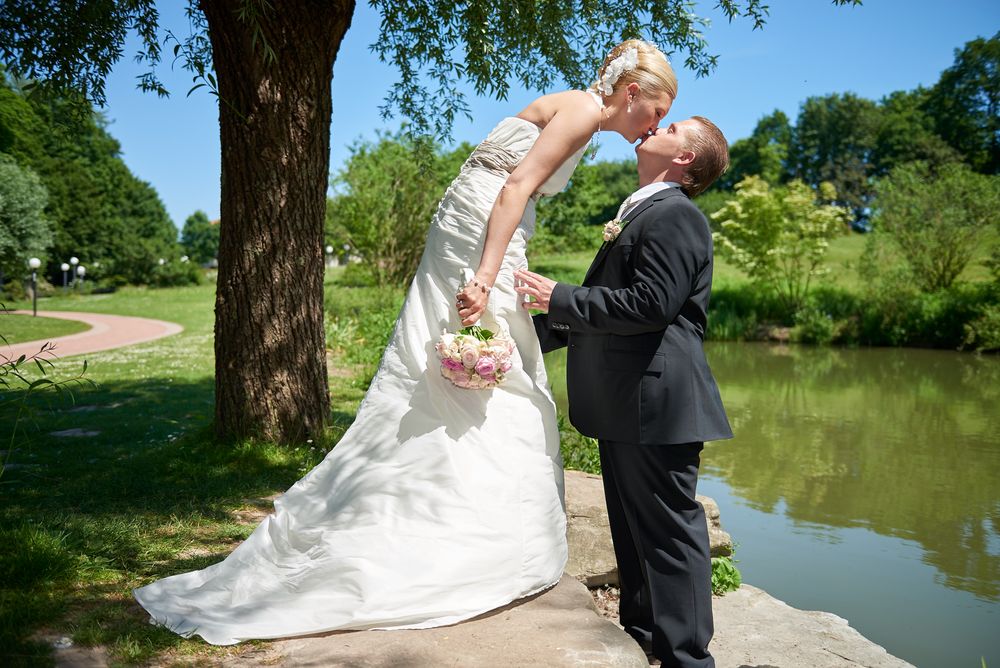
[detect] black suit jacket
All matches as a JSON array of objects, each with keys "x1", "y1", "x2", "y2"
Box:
[{"x1": 534, "y1": 187, "x2": 733, "y2": 446}]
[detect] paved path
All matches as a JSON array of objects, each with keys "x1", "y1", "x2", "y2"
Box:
[{"x1": 4, "y1": 310, "x2": 184, "y2": 361}]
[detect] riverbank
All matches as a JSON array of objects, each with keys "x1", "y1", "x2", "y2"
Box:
[
  {"x1": 3, "y1": 279, "x2": 994, "y2": 666},
  {"x1": 39, "y1": 471, "x2": 913, "y2": 667},
  {"x1": 528, "y1": 238, "x2": 1000, "y2": 353}
]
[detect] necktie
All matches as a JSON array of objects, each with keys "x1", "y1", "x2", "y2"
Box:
[{"x1": 614, "y1": 195, "x2": 634, "y2": 221}]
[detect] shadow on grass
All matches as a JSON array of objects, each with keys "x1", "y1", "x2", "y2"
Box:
[{"x1": 1, "y1": 376, "x2": 358, "y2": 666}]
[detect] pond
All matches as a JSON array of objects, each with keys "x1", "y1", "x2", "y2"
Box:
[{"x1": 545, "y1": 342, "x2": 1000, "y2": 668}]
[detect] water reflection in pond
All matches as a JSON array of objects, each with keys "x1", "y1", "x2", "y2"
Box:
[{"x1": 544, "y1": 342, "x2": 1000, "y2": 667}]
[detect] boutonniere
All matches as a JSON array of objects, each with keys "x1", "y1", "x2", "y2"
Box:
[{"x1": 602, "y1": 218, "x2": 629, "y2": 243}]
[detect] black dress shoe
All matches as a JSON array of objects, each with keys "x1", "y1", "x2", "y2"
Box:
[{"x1": 631, "y1": 636, "x2": 661, "y2": 665}]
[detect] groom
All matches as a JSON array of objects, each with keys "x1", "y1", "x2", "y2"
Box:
[{"x1": 515, "y1": 117, "x2": 733, "y2": 668}]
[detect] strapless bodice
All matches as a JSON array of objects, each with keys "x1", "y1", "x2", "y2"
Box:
[{"x1": 467, "y1": 117, "x2": 589, "y2": 197}]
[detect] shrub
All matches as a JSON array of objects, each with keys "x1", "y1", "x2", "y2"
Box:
[
  {"x1": 964, "y1": 302, "x2": 1000, "y2": 352},
  {"x1": 792, "y1": 303, "x2": 836, "y2": 345},
  {"x1": 869, "y1": 161, "x2": 1000, "y2": 292},
  {"x1": 149, "y1": 259, "x2": 202, "y2": 288},
  {"x1": 856, "y1": 283, "x2": 995, "y2": 348},
  {"x1": 706, "y1": 283, "x2": 786, "y2": 341},
  {"x1": 712, "y1": 176, "x2": 849, "y2": 312},
  {"x1": 329, "y1": 133, "x2": 454, "y2": 287},
  {"x1": 0, "y1": 156, "x2": 51, "y2": 283},
  {"x1": 711, "y1": 554, "x2": 742, "y2": 595}
]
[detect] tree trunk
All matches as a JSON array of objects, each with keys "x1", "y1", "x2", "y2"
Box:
[{"x1": 201, "y1": 0, "x2": 355, "y2": 443}]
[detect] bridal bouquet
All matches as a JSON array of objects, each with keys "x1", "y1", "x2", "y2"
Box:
[{"x1": 435, "y1": 325, "x2": 514, "y2": 389}]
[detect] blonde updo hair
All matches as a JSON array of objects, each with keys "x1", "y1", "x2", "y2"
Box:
[{"x1": 592, "y1": 39, "x2": 678, "y2": 102}]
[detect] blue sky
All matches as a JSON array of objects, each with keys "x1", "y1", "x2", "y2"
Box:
[{"x1": 100, "y1": 0, "x2": 999, "y2": 228}]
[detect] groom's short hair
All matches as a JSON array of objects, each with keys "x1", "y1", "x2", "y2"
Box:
[{"x1": 681, "y1": 117, "x2": 729, "y2": 198}]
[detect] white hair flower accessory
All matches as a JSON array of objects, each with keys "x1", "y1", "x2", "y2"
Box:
[{"x1": 596, "y1": 47, "x2": 639, "y2": 96}]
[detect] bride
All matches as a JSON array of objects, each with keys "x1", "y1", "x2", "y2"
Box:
[{"x1": 134, "y1": 39, "x2": 677, "y2": 646}]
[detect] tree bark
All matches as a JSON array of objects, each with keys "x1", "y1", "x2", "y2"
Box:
[{"x1": 201, "y1": 0, "x2": 355, "y2": 443}]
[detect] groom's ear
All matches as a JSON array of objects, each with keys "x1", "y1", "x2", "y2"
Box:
[{"x1": 673, "y1": 149, "x2": 696, "y2": 167}]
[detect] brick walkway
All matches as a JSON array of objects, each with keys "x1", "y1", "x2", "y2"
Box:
[{"x1": 4, "y1": 310, "x2": 184, "y2": 361}]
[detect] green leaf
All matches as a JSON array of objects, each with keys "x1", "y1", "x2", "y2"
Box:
[{"x1": 458, "y1": 325, "x2": 494, "y2": 341}]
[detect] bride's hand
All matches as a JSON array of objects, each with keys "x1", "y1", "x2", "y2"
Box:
[{"x1": 456, "y1": 277, "x2": 492, "y2": 326}]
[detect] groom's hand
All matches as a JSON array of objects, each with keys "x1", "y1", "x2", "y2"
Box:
[{"x1": 514, "y1": 269, "x2": 556, "y2": 313}]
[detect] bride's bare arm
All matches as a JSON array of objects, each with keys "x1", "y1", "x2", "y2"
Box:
[{"x1": 458, "y1": 97, "x2": 598, "y2": 325}]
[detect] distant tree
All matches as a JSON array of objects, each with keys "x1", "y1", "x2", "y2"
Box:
[
  {"x1": 181, "y1": 210, "x2": 220, "y2": 265},
  {"x1": 0, "y1": 0, "x2": 864, "y2": 442},
  {"x1": 789, "y1": 93, "x2": 879, "y2": 220},
  {"x1": 925, "y1": 32, "x2": 999, "y2": 174},
  {"x1": 535, "y1": 158, "x2": 637, "y2": 252},
  {"x1": 717, "y1": 110, "x2": 792, "y2": 190},
  {"x1": 330, "y1": 133, "x2": 455, "y2": 287},
  {"x1": 0, "y1": 74, "x2": 179, "y2": 285},
  {"x1": 712, "y1": 176, "x2": 849, "y2": 311},
  {"x1": 0, "y1": 154, "x2": 50, "y2": 287},
  {"x1": 868, "y1": 161, "x2": 1000, "y2": 292},
  {"x1": 873, "y1": 89, "x2": 960, "y2": 177}
]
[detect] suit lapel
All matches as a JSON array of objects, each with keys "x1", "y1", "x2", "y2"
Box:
[{"x1": 583, "y1": 193, "x2": 664, "y2": 285}]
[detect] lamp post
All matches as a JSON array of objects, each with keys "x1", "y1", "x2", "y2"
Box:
[
  {"x1": 325, "y1": 245, "x2": 334, "y2": 269},
  {"x1": 76, "y1": 265, "x2": 86, "y2": 289},
  {"x1": 61, "y1": 262, "x2": 70, "y2": 290},
  {"x1": 28, "y1": 257, "x2": 41, "y2": 316},
  {"x1": 69, "y1": 256, "x2": 79, "y2": 288}
]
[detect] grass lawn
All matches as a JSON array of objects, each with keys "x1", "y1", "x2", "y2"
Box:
[
  {"x1": 0, "y1": 279, "x2": 360, "y2": 666},
  {"x1": 0, "y1": 313, "x2": 91, "y2": 346},
  {"x1": 531, "y1": 230, "x2": 994, "y2": 293}
]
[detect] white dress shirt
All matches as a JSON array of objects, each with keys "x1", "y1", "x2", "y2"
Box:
[{"x1": 616, "y1": 181, "x2": 682, "y2": 220}]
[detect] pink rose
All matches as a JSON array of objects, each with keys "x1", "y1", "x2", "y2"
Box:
[
  {"x1": 442, "y1": 358, "x2": 464, "y2": 372},
  {"x1": 499, "y1": 359, "x2": 512, "y2": 373},
  {"x1": 475, "y1": 356, "x2": 496, "y2": 377},
  {"x1": 460, "y1": 346, "x2": 479, "y2": 369}
]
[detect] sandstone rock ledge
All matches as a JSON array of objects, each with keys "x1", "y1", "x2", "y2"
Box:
[
  {"x1": 219, "y1": 471, "x2": 913, "y2": 667},
  {"x1": 712, "y1": 584, "x2": 914, "y2": 668},
  {"x1": 222, "y1": 576, "x2": 649, "y2": 667},
  {"x1": 53, "y1": 471, "x2": 914, "y2": 667}
]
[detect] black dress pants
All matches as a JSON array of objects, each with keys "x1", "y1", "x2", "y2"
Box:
[{"x1": 598, "y1": 440, "x2": 714, "y2": 668}]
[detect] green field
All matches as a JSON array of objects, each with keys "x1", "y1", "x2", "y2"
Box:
[
  {"x1": 532, "y1": 231, "x2": 995, "y2": 291},
  {"x1": 0, "y1": 313, "x2": 91, "y2": 346}
]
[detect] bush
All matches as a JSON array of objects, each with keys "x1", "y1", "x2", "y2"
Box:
[
  {"x1": 0, "y1": 155, "x2": 52, "y2": 283},
  {"x1": 711, "y1": 555, "x2": 742, "y2": 595},
  {"x1": 535, "y1": 158, "x2": 636, "y2": 253},
  {"x1": 706, "y1": 283, "x2": 786, "y2": 341},
  {"x1": 712, "y1": 177, "x2": 849, "y2": 311},
  {"x1": 149, "y1": 260, "x2": 202, "y2": 288},
  {"x1": 706, "y1": 279, "x2": 999, "y2": 349},
  {"x1": 792, "y1": 303, "x2": 836, "y2": 345},
  {"x1": 963, "y1": 302, "x2": 1000, "y2": 352},
  {"x1": 329, "y1": 132, "x2": 456, "y2": 287},
  {"x1": 856, "y1": 283, "x2": 995, "y2": 348},
  {"x1": 869, "y1": 161, "x2": 1000, "y2": 292}
]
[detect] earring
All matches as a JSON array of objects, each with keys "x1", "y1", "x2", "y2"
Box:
[{"x1": 627, "y1": 97, "x2": 633, "y2": 113}]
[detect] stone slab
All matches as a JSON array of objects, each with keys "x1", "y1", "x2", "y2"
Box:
[
  {"x1": 711, "y1": 584, "x2": 914, "y2": 668},
  {"x1": 565, "y1": 470, "x2": 733, "y2": 587},
  {"x1": 224, "y1": 576, "x2": 648, "y2": 668}
]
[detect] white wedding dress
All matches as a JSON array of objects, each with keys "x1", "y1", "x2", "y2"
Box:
[{"x1": 134, "y1": 113, "x2": 592, "y2": 645}]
